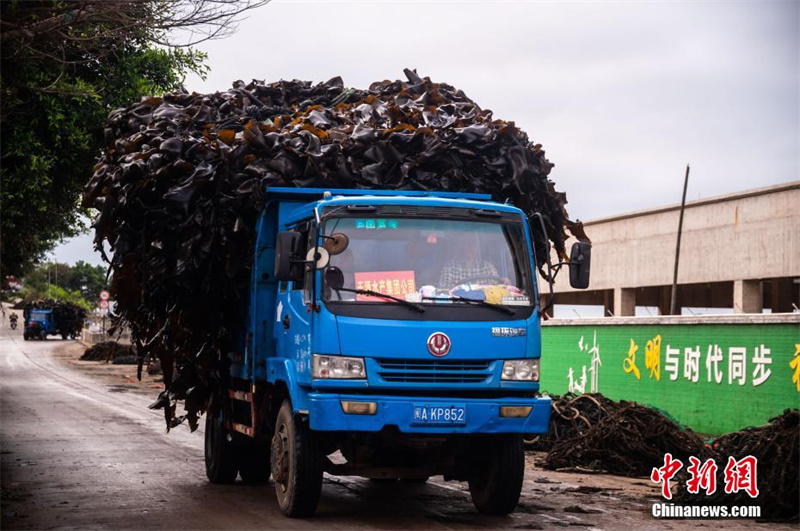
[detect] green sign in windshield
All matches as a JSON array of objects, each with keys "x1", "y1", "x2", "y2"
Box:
[{"x1": 354, "y1": 219, "x2": 399, "y2": 230}]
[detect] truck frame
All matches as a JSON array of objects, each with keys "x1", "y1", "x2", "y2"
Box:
[{"x1": 204, "y1": 188, "x2": 589, "y2": 517}]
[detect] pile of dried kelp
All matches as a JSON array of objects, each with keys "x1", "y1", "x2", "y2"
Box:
[
  {"x1": 81, "y1": 341, "x2": 137, "y2": 364},
  {"x1": 525, "y1": 393, "x2": 618, "y2": 451},
  {"x1": 23, "y1": 300, "x2": 86, "y2": 334},
  {"x1": 533, "y1": 395, "x2": 798, "y2": 520},
  {"x1": 83, "y1": 70, "x2": 586, "y2": 430},
  {"x1": 540, "y1": 395, "x2": 709, "y2": 477},
  {"x1": 676, "y1": 409, "x2": 799, "y2": 522}
]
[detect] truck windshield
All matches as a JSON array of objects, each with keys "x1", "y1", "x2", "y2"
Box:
[{"x1": 322, "y1": 217, "x2": 533, "y2": 307}]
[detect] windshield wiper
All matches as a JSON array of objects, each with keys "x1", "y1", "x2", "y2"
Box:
[
  {"x1": 333, "y1": 287, "x2": 426, "y2": 313},
  {"x1": 423, "y1": 295, "x2": 515, "y2": 315}
]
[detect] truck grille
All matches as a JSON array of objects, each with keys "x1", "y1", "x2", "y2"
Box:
[{"x1": 374, "y1": 359, "x2": 492, "y2": 384}]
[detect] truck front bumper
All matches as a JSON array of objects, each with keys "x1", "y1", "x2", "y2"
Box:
[{"x1": 307, "y1": 393, "x2": 551, "y2": 434}]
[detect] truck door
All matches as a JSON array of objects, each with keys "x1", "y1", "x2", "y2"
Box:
[{"x1": 274, "y1": 224, "x2": 314, "y2": 381}]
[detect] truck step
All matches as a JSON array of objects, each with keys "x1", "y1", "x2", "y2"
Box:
[
  {"x1": 227, "y1": 389, "x2": 256, "y2": 437},
  {"x1": 231, "y1": 422, "x2": 255, "y2": 437},
  {"x1": 228, "y1": 389, "x2": 253, "y2": 403}
]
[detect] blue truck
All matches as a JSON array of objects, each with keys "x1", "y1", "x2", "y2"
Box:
[
  {"x1": 23, "y1": 308, "x2": 81, "y2": 340},
  {"x1": 205, "y1": 187, "x2": 590, "y2": 517}
]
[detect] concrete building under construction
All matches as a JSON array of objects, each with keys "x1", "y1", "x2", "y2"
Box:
[{"x1": 551, "y1": 181, "x2": 800, "y2": 316}]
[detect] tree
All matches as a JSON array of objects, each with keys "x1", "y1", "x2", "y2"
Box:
[
  {"x1": 0, "y1": 0, "x2": 269, "y2": 278},
  {"x1": 19, "y1": 260, "x2": 106, "y2": 309},
  {"x1": 64, "y1": 260, "x2": 107, "y2": 301}
]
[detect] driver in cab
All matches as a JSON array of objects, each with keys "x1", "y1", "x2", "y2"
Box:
[{"x1": 439, "y1": 232, "x2": 501, "y2": 288}]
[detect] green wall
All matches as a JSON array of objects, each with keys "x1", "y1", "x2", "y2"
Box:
[{"x1": 541, "y1": 320, "x2": 800, "y2": 435}]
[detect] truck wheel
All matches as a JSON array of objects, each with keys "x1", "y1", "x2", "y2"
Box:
[
  {"x1": 39, "y1": 330, "x2": 47, "y2": 341},
  {"x1": 61, "y1": 333, "x2": 68, "y2": 340},
  {"x1": 23, "y1": 334, "x2": 29, "y2": 341},
  {"x1": 468, "y1": 434, "x2": 525, "y2": 515},
  {"x1": 204, "y1": 402, "x2": 239, "y2": 484},
  {"x1": 271, "y1": 400, "x2": 323, "y2": 517},
  {"x1": 238, "y1": 439, "x2": 271, "y2": 484}
]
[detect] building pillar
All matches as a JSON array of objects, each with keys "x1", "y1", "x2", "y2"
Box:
[
  {"x1": 658, "y1": 286, "x2": 673, "y2": 315},
  {"x1": 614, "y1": 288, "x2": 636, "y2": 316},
  {"x1": 733, "y1": 279, "x2": 762, "y2": 314}
]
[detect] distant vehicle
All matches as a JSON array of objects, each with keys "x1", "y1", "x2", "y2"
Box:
[{"x1": 23, "y1": 309, "x2": 80, "y2": 340}]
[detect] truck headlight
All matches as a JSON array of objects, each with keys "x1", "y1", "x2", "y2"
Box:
[
  {"x1": 501, "y1": 359, "x2": 540, "y2": 381},
  {"x1": 313, "y1": 355, "x2": 366, "y2": 379}
]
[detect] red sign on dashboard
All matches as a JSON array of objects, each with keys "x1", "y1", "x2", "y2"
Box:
[{"x1": 354, "y1": 271, "x2": 417, "y2": 301}]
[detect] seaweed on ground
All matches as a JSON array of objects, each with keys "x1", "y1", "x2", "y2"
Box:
[
  {"x1": 540, "y1": 396, "x2": 709, "y2": 477},
  {"x1": 675, "y1": 409, "x2": 799, "y2": 522},
  {"x1": 525, "y1": 393, "x2": 618, "y2": 451},
  {"x1": 81, "y1": 341, "x2": 136, "y2": 364},
  {"x1": 531, "y1": 394, "x2": 798, "y2": 521}
]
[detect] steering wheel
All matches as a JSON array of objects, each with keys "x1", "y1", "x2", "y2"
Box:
[{"x1": 454, "y1": 274, "x2": 507, "y2": 286}]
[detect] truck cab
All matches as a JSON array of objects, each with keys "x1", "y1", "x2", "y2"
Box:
[
  {"x1": 205, "y1": 188, "x2": 587, "y2": 517},
  {"x1": 24, "y1": 309, "x2": 54, "y2": 340}
]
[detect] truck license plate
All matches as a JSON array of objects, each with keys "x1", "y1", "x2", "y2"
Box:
[{"x1": 412, "y1": 405, "x2": 466, "y2": 425}]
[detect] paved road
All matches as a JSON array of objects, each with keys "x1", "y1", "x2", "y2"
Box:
[{"x1": 0, "y1": 325, "x2": 788, "y2": 530}]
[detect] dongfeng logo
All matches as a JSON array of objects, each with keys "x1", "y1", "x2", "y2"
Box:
[{"x1": 427, "y1": 332, "x2": 451, "y2": 357}]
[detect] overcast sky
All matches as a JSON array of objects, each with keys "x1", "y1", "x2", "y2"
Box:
[{"x1": 54, "y1": 0, "x2": 799, "y2": 266}]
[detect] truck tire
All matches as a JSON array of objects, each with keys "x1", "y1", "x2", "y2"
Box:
[
  {"x1": 238, "y1": 439, "x2": 271, "y2": 484},
  {"x1": 271, "y1": 400, "x2": 323, "y2": 517},
  {"x1": 61, "y1": 333, "x2": 68, "y2": 340},
  {"x1": 23, "y1": 334, "x2": 29, "y2": 341},
  {"x1": 204, "y1": 402, "x2": 239, "y2": 484},
  {"x1": 39, "y1": 330, "x2": 47, "y2": 341},
  {"x1": 468, "y1": 434, "x2": 525, "y2": 515}
]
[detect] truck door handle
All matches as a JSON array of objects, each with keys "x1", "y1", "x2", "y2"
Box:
[{"x1": 282, "y1": 314, "x2": 291, "y2": 330}]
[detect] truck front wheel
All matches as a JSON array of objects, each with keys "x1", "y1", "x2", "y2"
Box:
[
  {"x1": 204, "y1": 400, "x2": 238, "y2": 484},
  {"x1": 271, "y1": 400, "x2": 323, "y2": 517},
  {"x1": 467, "y1": 434, "x2": 525, "y2": 515}
]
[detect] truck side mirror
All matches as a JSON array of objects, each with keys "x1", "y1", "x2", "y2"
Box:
[
  {"x1": 275, "y1": 231, "x2": 303, "y2": 281},
  {"x1": 568, "y1": 242, "x2": 591, "y2": 289},
  {"x1": 323, "y1": 233, "x2": 349, "y2": 255}
]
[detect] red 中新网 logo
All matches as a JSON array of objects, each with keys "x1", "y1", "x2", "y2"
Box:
[
  {"x1": 651, "y1": 453, "x2": 759, "y2": 499},
  {"x1": 427, "y1": 332, "x2": 451, "y2": 357}
]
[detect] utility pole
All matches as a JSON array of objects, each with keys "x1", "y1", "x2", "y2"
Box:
[{"x1": 670, "y1": 164, "x2": 690, "y2": 315}]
